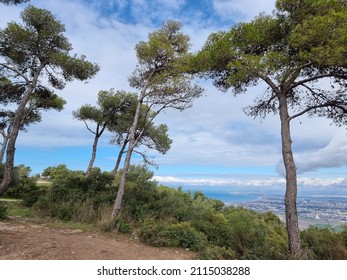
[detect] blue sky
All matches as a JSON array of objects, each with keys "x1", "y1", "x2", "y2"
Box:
[{"x1": 1, "y1": 0, "x2": 347, "y2": 192}]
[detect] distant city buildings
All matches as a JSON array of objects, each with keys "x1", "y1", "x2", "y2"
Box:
[{"x1": 235, "y1": 196, "x2": 347, "y2": 229}]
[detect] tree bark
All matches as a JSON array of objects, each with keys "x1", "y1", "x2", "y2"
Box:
[
  {"x1": 0, "y1": 133, "x2": 9, "y2": 164},
  {"x1": 111, "y1": 90, "x2": 145, "y2": 218},
  {"x1": 278, "y1": 93, "x2": 301, "y2": 256},
  {"x1": 0, "y1": 85, "x2": 34, "y2": 195},
  {"x1": 85, "y1": 133, "x2": 100, "y2": 177},
  {"x1": 111, "y1": 139, "x2": 128, "y2": 176},
  {"x1": 111, "y1": 141, "x2": 135, "y2": 218}
]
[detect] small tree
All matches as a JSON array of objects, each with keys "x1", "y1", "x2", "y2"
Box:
[
  {"x1": 0, "y1": 6, "x2": 99, "y2": 195},
  {"x1": 110, "y1": 104, "x2": 172, "y2": 176},
  {"x1": 111, "y1": 20, "x2": 203, "y2": 217},
  {"x1": 191, "y1": 0, "x2": 347, "y2": 256},
  {"x1": 73, "y1": 89, "x2": 136, "y2": 176}
]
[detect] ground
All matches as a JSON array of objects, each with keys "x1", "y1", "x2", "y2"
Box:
[{"x1": 0, "y1": 218, "x2": 196, "y2": 260}]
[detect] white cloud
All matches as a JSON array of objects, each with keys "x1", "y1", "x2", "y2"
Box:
[
  {"x1": 1, "y1": 0, "x2": 347, "y2": 187},
  {"x1": 212, "y1": 0, "x2": 276, "y2": 22},
  {"x1": 277, "y1": 131, "x2": 347, "y2": 175},
  {"x1": 153, "y1": 175, "x2": 347, "y2": 189}
]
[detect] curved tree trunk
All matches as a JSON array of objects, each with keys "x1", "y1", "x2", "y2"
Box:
[
  {"x1": 278, "y1": 93, "x2": 301, "y2": 256},
  {"x1": 111, "y1": 90, "x2": 145, "y2": 218},
  {"x1": 111, "y1": 139, "x2": 128, "y2": 176},
  {"x1": 0, "y1": 86, "x2": 34, "y2": 195},
  {"x1": 0, "y1": 133, "x2": 9, "y2": 164},
  {"x1": 85, "y1": 123, "x2": 107, "y2": 177},
  {"x1": 86, "y1": 133, "x2": 100, "y2": 177},
  {"x1": 111, "y1": 141, "x2": 134, "y2": 218}
]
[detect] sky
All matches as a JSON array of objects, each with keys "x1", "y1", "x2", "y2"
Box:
[{"x1": 1, "y1": 0, "x2": 347, "y2": 193}]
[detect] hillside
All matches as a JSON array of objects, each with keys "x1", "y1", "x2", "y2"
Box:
[{"x1": 0, "y1": 218, "x2": 196, "y2": 260}]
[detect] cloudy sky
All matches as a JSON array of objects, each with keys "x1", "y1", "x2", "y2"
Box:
[{"x1": 1, "y1": 0, "x2": 347, "y2": 192}]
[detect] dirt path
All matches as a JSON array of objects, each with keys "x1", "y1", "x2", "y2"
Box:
[{"x1": 0, "y1": 218, "x2": 196, "y2": 260}]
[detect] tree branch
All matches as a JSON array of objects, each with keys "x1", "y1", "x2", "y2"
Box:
[
  {"x1": 0, "y1": 63, "x2": 30, "y2": 83},
  {"x1": 289, "y1": 73, "x2": 347, "y2": 92},
  {"x1": 258, "y1": 72, "x2": 281, "y2": 95},
  {"x1": 132, "y1": 149, "x2": 159, "y2": 169},
  {"x1": 83, "y1": 120, "x2": 96, "y2": 135}
]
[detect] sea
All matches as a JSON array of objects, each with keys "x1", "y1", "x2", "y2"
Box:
[
  {"x1": 175, "y1": 184, "x2": 267, "y2": 203},
  {"x1": 173, "y1": 184, "x2": 347, "y2": 204}
]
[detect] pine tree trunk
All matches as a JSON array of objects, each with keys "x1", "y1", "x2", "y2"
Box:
[
  {"x1": 111, "y1": 139, "x2": 128, "y2": 176},
  {"x1": 278, "y1": 93, "x2": 301, "y2": 256},
  {"x1": 111, "y1": 90, "x2": 144, "y2": 218},
  {"x1": 111, "y1": 142, "x2": 134, "y2": 218},
  {"x1": 0, "y1": 134, "x2": 9, "y2": 164},
  {"x1": 86, "y1": 133, "x2": 100, "y2": 177},
  {"x1": 0, "y1": 86, "x2": 33, "y2": 195}
]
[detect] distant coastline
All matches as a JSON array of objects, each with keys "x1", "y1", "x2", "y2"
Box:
[{"x1": 171, "y1": 184, "x2": 347, "y2": 229}]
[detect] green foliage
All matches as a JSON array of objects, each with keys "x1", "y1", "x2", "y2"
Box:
[
  {"x1": 139, "y1": 220, "x2": 207, "y2": 251},
  {"x1": 129, "y1": 20, "x2": 203, "y2": 108},
  {"x1": 29, "y1": 164, "x2": 347, "y2": 259},
  {"x1": 36, "y1": 166, "x2": 115, "y2": 223},
  {"x1": 6, "y1": 201, "x2": 33, "y2": 217},
  {"x1": 198, "y1": 245, "x2": 236, "y2": 260},
  {"x1": 0, "y1": 201, "x2": 8, "y2": 220},
  {"x1": 1, "y1": 164, "x2": 46, "y2": 207},
  {"x1": 192, "y1": 0, "x2": 347, "y2": 123},
  {"x1": 0, "y1": 5, "x2": 99, "y2": 82},
  {"x1": 73, "y1": 89, "x2": 137, "y2": 128},
  {"x1": 191, "y1": 0, "x2": 347, "y2": 257},
  {"x1": 0, "y1": 0, "x2": 29, "y2": 6},
  {"x1": 301, "y1": 226, "x2": 347, "y2": 259}
]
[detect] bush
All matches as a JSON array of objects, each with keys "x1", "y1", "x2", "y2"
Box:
[
  {"x1": 139, "y1": 220, "x2": 207, "y2": 251},
  {"x1": 301, "y1": 226, "x2": 347, "y2": 259},
  {"x1": 96, "y1": 205, "x2": 133, "y2": 233},
  {"x1": 222, "y1": 208, "x2": 287, "y2": 259},
  {"x1": 198, "y1": 245, "x2": 236, "y2": 260},
  {"x1": 35, "y1": 166, "x2": 115, "y2": 222},
  {"x1": 0, "y1": 202, "x2": 8, "y2": 220},
  {"x1": 32, "y1": 164, "x2": 290, "y2": 259}
]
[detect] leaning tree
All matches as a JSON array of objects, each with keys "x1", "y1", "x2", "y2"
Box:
[
  {"x1": 191, "y1": 0, "x2": 347, "y2": 256},
  {"x1": 111, "y1": 20, "x2": 203, "y2": 218},
  {"x1": 0, "y1": 6, "x2": 99, "y2": 195},
  {"x1": 73, "y1": 89, "x2": 137, "y2": 176},
  {"x1": 0, "y1": 81, "x2": 65, "y2": 163},
  {"x1": 110, "y1": 103, "x2": 173, "y2": 176}
]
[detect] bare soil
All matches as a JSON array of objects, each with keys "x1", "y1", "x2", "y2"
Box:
[{"x1": 0, "y1": 218, "x2": 196, "y2": 260}]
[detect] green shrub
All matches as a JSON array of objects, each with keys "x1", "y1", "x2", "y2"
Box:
[
  {"x1": 32, "y1": 164, "x2": 290, "y2": 260},
  {"x1": 223, "y1": 208, "x2": 287, "y2": 259},
  {"x1": 115, "y1": 218, "x2": 133, "y2": 234},
  {"x1": 339, "y1": 225, "x2": 347, "y2": 247},
  {"x1": 97, "y1": 216, "x2": 132, "y2": 234},
  {"x1": 139, "y1": 220, "x2": 207, "y2": 251},
  {"x1": 301, "y1": 226, "x2": 347, "y2": 259},
  {"x1": 0, "y1": 202, "x2": 8, "y2": 220},
  {"x1": 198, "y1": 245, "x2": 236, "y2": 260},
  {"x1": 35, "y1": 166, "x2": 115, "y2": 222}
]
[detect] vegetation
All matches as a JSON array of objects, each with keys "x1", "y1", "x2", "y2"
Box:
[
  {"x1": 23, "y1": 164, "x2": 289, "y2": 259},
  {"x1": 0, "y1": 201, "x2": 7, "y2": 220},
  {"x1": 0, "y1": 0, "x2": 29, "y2": 5},
  {"x1": 0, "y1": 5, "x2": 99, "y2": 194},
  {"x1": 112, "y1": 20, "x2": 203, "y2": 218},
  {"x1": 73, "y1": 89, "x2": 172, "y2": 176},
  {"x1": 301, "y1": 226, "x2": 347, "y2": 259},
  {"x1": 1, "y1": 1, "x2": 346, "y2": 261},
  {"x1": 190, "y1": 0, "x2": 347, "y2": 256},
  {"x1": 1, "y1": 163, "x2": 346, "y2": 259},
  {"x1": 73, "y1": 90, "x2": 138, "y2": 176}
]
